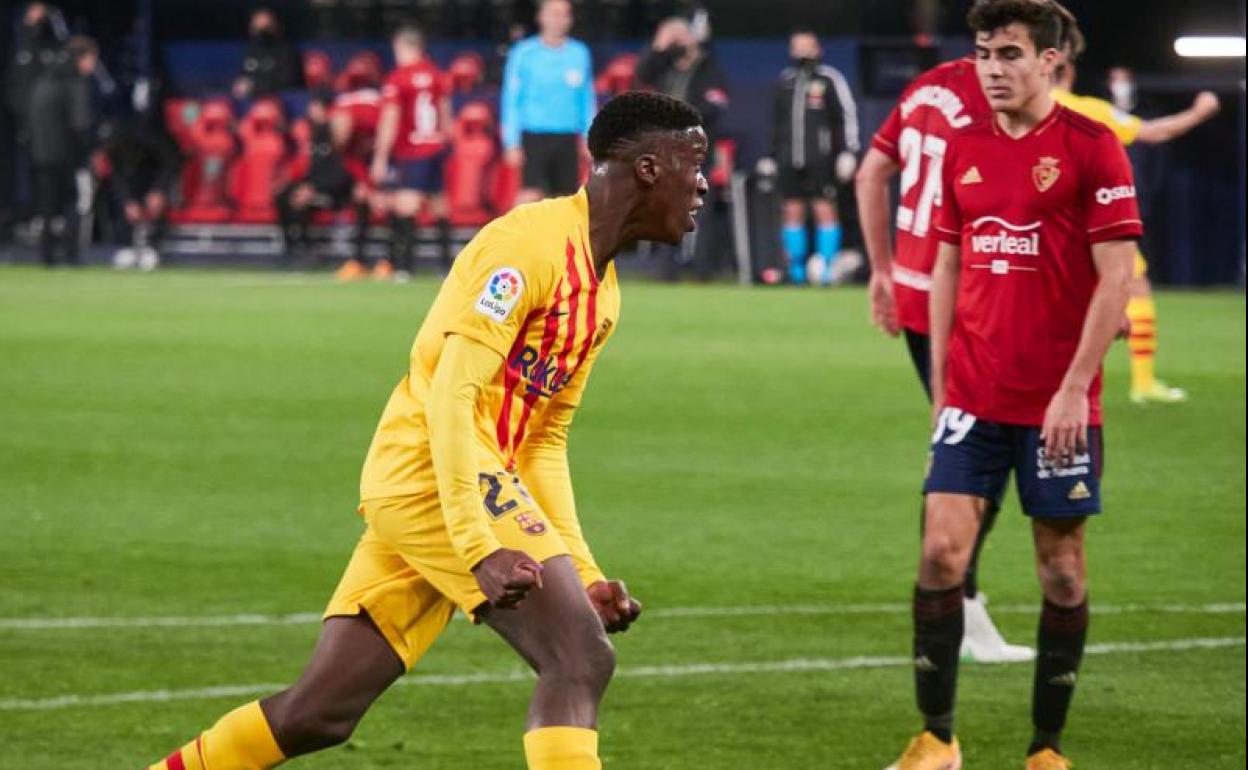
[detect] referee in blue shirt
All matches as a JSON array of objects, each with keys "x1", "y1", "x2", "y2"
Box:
[{"x1": 501, "y1": 0, "x2": 596, "y2": 204}]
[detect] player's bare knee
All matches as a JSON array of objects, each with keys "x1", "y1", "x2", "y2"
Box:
[
  {"x1": 267, "y1": 697, "x2": 360, "y2": 753},
  {"x1": 1038, "y1": 554, "x2": 1085, "y2": 605},
  {"x1": 543, "y1": 628, "x2": 615, "y2": 693},
  {"x1": 921, "y1": 531, "x2": 970, "y2": 584}
]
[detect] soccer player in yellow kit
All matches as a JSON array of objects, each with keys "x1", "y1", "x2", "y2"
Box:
[
  {"x1": 146, "y1": 91, "x2": 708, "y2": 770},
  {"x1": 1049, "y1": 8, "x2": 1220, "y2": 404}
]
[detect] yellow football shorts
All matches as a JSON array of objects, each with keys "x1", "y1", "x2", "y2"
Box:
[
  {"x1": 1134, "y1": 249, "x2": 1148, "y2": 280},
  {"x1": 324, "y1": 471, "x2": 569, "y2": 669}
]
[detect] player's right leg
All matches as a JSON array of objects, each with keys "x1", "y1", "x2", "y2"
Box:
[
  {"x1": 779, "y1": 196, "x2": 809, "y2": 285},
  {"x1": 145, "y1": 512, "x2": 454, "y2": 769},
  {"x1": 146, "y1": 614, "x2": 405, "y2": 769},
  {"x1": 482, "y1": 555, "x2": 615, "y2": 770},
  {"x1": 886, "y1": 411, "x2": 1011, "y2": 770}
]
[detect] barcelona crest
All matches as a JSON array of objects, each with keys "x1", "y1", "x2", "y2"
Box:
[
  {"x1": 1032, "y1": 156, "x2": 1061, "y2": 192},
  {"x1": 516, "y1": 513, "x2": 548, "y2": 536}
]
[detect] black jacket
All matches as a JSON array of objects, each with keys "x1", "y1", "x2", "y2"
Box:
[
  {"x1": 772, "y1": 62, "x2": 859, "y2": 169},
  {"x1": 103, "y1": 122, "x2": 182, "y2": 201},
  {"x1": 28, "y1": 57, "x2": 94, "y2": 166},
  {"x1": 636, "y1": 47, "x2": 730, "y2": 141},
  {"x1": 239, "y1": 34, "x2": 303, "y2": 96},
  {"x1": 5, "y1": 18, "x2": 60, "y2": 124}
]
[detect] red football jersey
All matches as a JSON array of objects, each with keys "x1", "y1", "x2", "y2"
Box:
[
  {"x1": 871, "y1": 58, "x2": 992, "y2": 334},
  {"x1": 381, "y1": 59, "x2": 448, "y2": 161},
  {"x1": 933, "y1": 105, "x2": 1143, "y2": 427},
  {"x1": 333, "y1": 88, "x2": 381, "y2": 173}
]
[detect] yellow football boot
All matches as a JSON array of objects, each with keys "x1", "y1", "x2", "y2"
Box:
[{"x1": 884, "y1": 731, "x2": 962, "y2": 770}]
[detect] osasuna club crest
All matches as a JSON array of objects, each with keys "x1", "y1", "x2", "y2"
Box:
[{"x1": 1032, "y1": 156, "x2": 1061, "y2": 192}]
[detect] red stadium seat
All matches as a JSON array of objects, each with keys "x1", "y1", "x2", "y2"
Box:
[
  {"x1": 170, "y1": 98, "x2": 235, "y2": 224},
  {"x1": 447, "y1": 52, "x2": 485, "y2": 95},
  {"x1": 595, "y1": 53, "x2": 639, "y2": 97},
  {"x1": 232, "y1": 99, "x2": 289, "y2": 223},
  {"x1": 445, "y1": 101, "x2": 499, "y2": 226},
  {"x1": 302, "y1": 50, "x2": 334, "y2": 91},
  {"x1": 163, "y1": 97, "x2": 200, "y2": 153},
  {"x1": 490, "y1": 151, "x2": 521, "y2": 215}
]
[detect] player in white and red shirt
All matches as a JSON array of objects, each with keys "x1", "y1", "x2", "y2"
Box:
[
  {"x1": 856, "y1": 58, "x2": 1031, "y2": 664},
  {"x1": 366, "y1": 24, "x2": 451, "y2": 281},
  {"x1": 885, "y1": 3, "x2": 1140, "y2": 770}
]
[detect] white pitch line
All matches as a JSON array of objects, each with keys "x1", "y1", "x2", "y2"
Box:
[
  {"x1": 0, "y1": 636, "x2": 1241, "y2": 712},
  {"x1": 1, "y1": 601, "x2": 1242, "y2": 631}
]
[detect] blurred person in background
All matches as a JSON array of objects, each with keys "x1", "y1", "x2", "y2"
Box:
[
  {"x1": 276, "y1": 90, "x2": 355, "y2": 267},
  {"x1": 367, "y1": 23, "x2": 450, "y2": 282},
  {"x1": 5, "y1": 3, "x2": 63, "y2": 230},
  {"x1": 98, "y1": 116, "x2": 181, "y2": 271},
  {"x1": 329, "y1": 53, "x2": 384, "y2": 276},
  {"x1": 1106, "y1": 66, "x2": 1138, "y2": 114},
  {"x1": 1049, "y1": 16, "x2": 1220, "y2": 404},
  {"x1": 501, "y1": 0, "x2": 595, "y2": 205},
  {"x1": 773, "y1": 29, "x2": 860, "y2": 286},
  {"x1": 636, "y1": 15, "x2": 730, "y2": 279},
  {"x1": 28, "y1": 34, "x2": 97, "y2": 267},
  {"x1": 233, "y1": 8, "x2": 303, "y2": 101}
]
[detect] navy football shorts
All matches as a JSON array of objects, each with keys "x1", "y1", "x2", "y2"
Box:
[
  {"x1": 386, "y1": 155, "x2": 445, "y2": 194},
  {"x1": 923, "y1": 406, "x2": 1104, "y2": 518}
]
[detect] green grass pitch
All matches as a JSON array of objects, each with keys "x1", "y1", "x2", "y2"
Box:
[{"x1": 0, "y1": 265, "x2": 1243, "y2": 768}]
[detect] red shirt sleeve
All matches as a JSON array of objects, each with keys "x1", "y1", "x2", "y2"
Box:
[
  {"x1": 933, "y1": 139, "x2": 962, "y2": 245},
  {"x1": 871, "y1": 103, "x2": 903, "y2": 162},
  {"x1": 1083, "y1": 129, "x2": 1143, "y2": 243}
]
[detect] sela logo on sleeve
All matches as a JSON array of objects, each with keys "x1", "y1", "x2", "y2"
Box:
[
  {"x1": 475, "y1": 268, "x2": 524, "y2": 322},
  {"x1": 1095, "y1": 185, "x2": 1136, "y2": 205}
]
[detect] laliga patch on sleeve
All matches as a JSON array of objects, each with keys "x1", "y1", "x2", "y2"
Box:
[{"x1": 474, "y1": 267, "x2": 525, "y2": 322}]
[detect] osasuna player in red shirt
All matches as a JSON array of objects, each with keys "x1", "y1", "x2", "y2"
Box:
[
  {"x1": 331, "y1": 56, "x2": 384, "y2": 280},
  {"x1": 370, "y1": 24, "x2": 451, "y2": 281},
  {"x1": 857, "y1": 53, "x2": 1033, "y2": 664},
  {"x1": 885, "y1": 3, "x2": 1139, "y2": 770}
]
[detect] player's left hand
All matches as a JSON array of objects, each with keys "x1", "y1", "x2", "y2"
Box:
[
  {"x1": 1041, "y1": 385, "x2": 1089, "y2": 467},
  {"x1": 587, "y1": 580, "x2": 642, "y2": 633}
]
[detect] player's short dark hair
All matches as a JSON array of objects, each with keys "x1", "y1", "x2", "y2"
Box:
[
  {"x1": 587, "y1": 91, "x2": 703, "y2": 162},
  {"x1": 967, "y1": 0, "x2": 1063, "y2": 53},
  {"x1": 1049, "y1": 0, "x2": 1085, "y2": 61}
]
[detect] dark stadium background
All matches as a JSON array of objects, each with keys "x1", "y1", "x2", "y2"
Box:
[{"x1": 0, "y1": 0, "x2": 1243, "y2": 283}]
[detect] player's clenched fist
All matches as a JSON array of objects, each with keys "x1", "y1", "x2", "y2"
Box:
[
  {"x1": 587, "y1": 580, "x2": 642, "y2": 633},
  {"x1": 472, "y1": 549, "x2": 544, "y2": 609}
]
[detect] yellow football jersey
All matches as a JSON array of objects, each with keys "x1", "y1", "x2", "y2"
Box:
[
  {"x1": 360, "y1": 189, "x2": 620, "y2": 502},
  {"x1": 1053, "y1": 88, "x2": 1142, "y2": 146}
]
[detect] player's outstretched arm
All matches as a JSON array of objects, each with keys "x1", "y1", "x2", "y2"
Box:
[
  {"x1": 856, "y1": 147, "x2": 902, "y2": 336},
  {"x1": 1041, "y1": 240, "x2": 1134, "y2": 463},
  {"x1": 927, "y1": 240, "x2": 961, "y2": 419},
  {"x1": 1135, "y1": 91, "x2": 1220, "y2": 144},
  {"x1": 428, "y1": 333, "x2": 544, "y2": 607}
]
